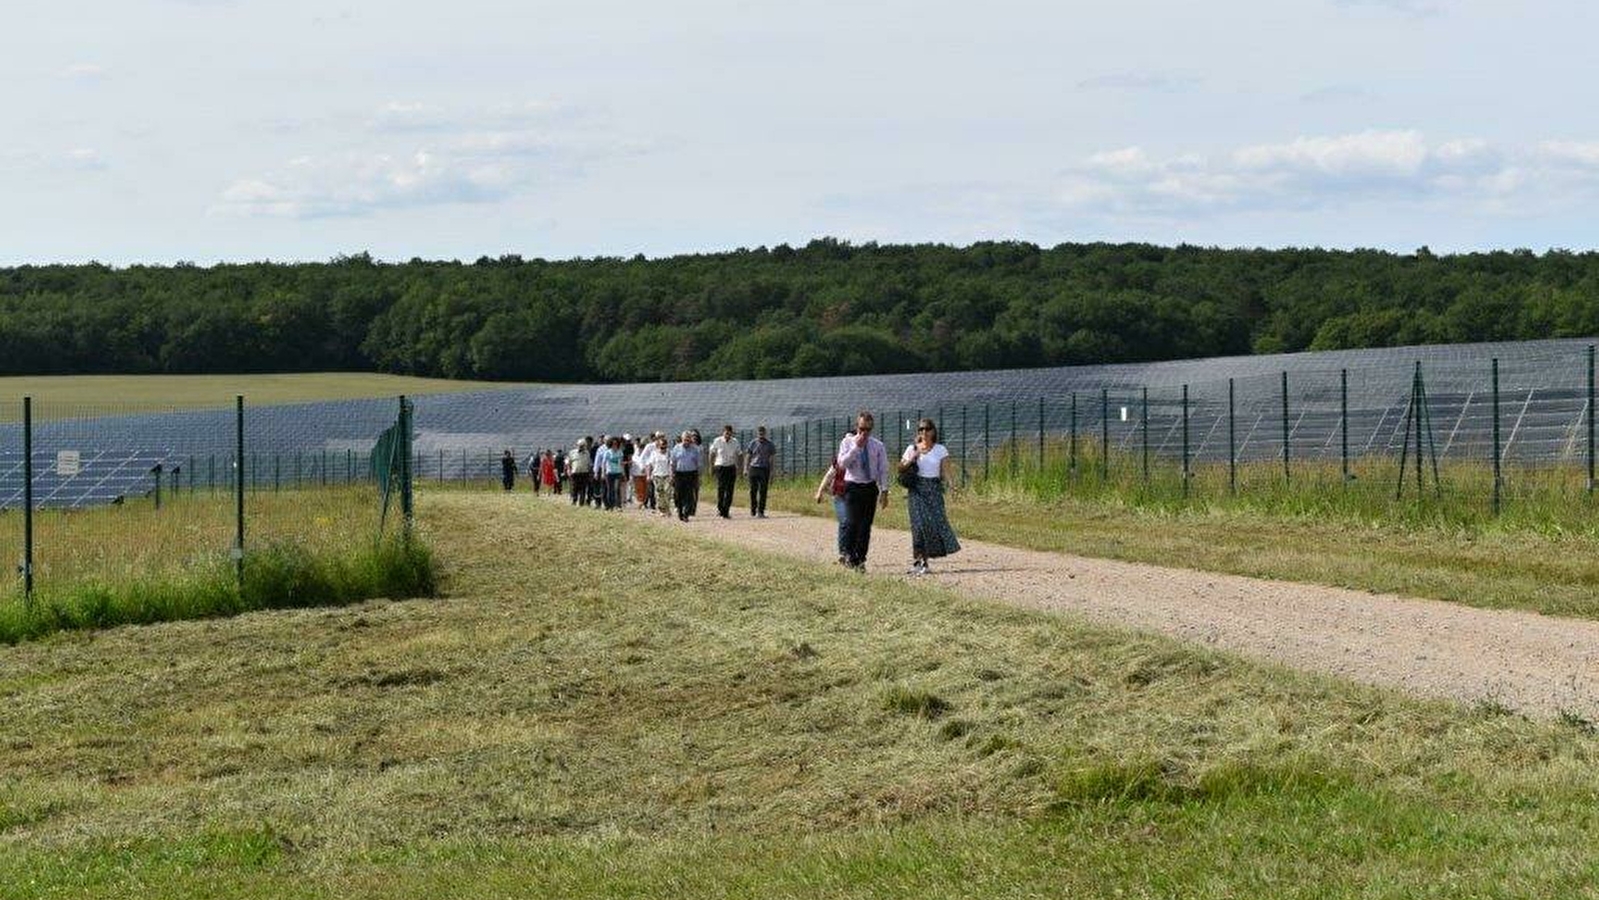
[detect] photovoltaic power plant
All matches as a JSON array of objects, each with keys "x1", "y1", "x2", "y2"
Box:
[{"x1": 1, "y1": 336, "x2": 1596, "y2": 500}]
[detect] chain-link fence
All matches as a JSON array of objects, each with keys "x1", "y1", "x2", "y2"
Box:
[{"x1": 2, "y1": 395, "x2": 415, "y2": 613}]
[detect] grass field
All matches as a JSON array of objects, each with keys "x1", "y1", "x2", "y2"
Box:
[
  {"x1": 765, "y1": 443, "x2": 1599, "y2": 618},
  {"x1": 0, "y1": 487, "x2": 431, "y2": 643},
  {"x1": 2, "y1": 491, "x2": 1599, "y2": 897},
  {"x1": 0, "y1": 372, "x2": 519, "y2": 420}
]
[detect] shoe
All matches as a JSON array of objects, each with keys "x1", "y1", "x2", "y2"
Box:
[
  {"x1": 837, "y1": 555, "x2": 849, "y2": 566},
  {"x1": 908, "y1": 560, "x2": 929, "y2": 576}
]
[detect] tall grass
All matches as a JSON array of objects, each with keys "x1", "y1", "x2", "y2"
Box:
[
  {"x1": 969, "y1": 438, "x2": 1598, "y2": 536},
  {"x1": 0, "y1": 485, "x2": 435, "y2": 644},
  {"x1": 0, "y1": 537, "x2": 436, "y2": 645}
]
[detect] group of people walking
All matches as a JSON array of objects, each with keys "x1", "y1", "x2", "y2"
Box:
[
  {"x1": 503, "y1": 411, "x2": 961, "y2": 576},
  {"x1": 554, "y1": 426, "x2": 781, "y2": 522}
]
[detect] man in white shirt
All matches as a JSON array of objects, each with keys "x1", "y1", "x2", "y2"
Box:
[
  {"x1": 707, "y1": 425, "x2": 742, "y2": 519},
  {"x1": 836, "y1": 410, "x2": 890, "y2": 571},
  {"x1": 568, "y1": 438, "x2": 593, "y2": 507}
]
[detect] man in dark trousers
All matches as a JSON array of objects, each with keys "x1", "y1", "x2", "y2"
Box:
[
  {"x1": 670, "y1": 431, "x2": 701, "y2": 521},
  {"x1": 500, "y1": 449, "x2": 516, "y2": 491},
  {"x1": 745, "y1": 425, "x2": 777, "y2": 518},
  {"x1": 836, "y1": 410, "x2": 890, "y2": 570},
  {"x1": 708, "y1": 425, "x2": 742, "y2": 519}
]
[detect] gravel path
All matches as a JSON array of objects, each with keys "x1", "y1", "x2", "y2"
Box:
[{"x1": 596, "y1": 501, "x2": 1599, "y2": 718}]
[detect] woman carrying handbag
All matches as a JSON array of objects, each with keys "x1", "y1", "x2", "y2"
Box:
[{"x1": 899, "y1": 417, "x2": 961, "y2": 575}]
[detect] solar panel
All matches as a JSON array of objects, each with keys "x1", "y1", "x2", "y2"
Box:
[
  {"x1": 1, "y1": 337, "x2": 1596, "y2": 490},
  {"x1": 0, "y1": 450, "x2": 173, "y2": 511}
]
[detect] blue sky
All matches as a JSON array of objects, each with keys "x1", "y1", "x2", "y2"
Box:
[{"x1": 6, "y1": 0, "x2": 1598, "y2": 264}]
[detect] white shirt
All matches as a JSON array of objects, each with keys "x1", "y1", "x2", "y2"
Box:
[
  {"x1": 902, "y1": 443, "x2": 949, "y2": 478},
  {"x1": 708, "y1": 435, "x2": 742, "y2": 468},
  {"x1": 649, "y1": 446, "x2": 673, "y2": 477}
]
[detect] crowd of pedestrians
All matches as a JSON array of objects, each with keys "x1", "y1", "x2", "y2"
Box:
[{"x1": 503, "y1": 412, "x2": 959, "y2": 575}]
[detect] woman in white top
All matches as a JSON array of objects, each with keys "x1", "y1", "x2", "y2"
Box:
[{"x1": 898, "y1": 417, "x2": 961, "y2": 575}]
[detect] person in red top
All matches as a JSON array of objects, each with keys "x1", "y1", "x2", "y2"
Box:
[
  {"x1": 814, "y1": 429, "x2": 854, "y2": 565},
  {"x1": 539, "y1": 451, "x2": 557, "y2": 493}
]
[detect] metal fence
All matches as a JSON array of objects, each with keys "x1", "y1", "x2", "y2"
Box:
[{"x1": 2, "y1": 396, "x2": 413, "y2": 603}]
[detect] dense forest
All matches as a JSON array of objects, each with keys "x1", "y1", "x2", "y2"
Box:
[{"x1": 2, "y1": 240, "x2": 1596, "y2": 382}]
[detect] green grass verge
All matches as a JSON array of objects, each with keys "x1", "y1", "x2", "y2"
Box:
[
  {"x1": 765, "y1": 466, "x2": 1599, "y2": 618},
  {"x1": 0, "y1": 538, "x2": 436, "y2": 644},
  {"x1": 2, "y1": 492, "x2": 1599, "y2": 896}
]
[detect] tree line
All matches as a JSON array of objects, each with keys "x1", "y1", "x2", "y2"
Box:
[{"x1": 2, "y1": 240, "x2": 1596, "y2": 382}]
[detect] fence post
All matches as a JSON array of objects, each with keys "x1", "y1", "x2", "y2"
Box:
[
  {"x1": 1069, "y1": 392, "x2": 1077, "y2": 480},
  {"x1": 234, "y1": 395, "x2": 245, "y2": 584},
  {"x1": 1100, "y1": 388, "x2": 1109, "y2": 482},
  {"x1": 1341, "y1": 368, "x2": 1350, "y2": 488},
  {"x1": 322, "y1": 450, "x2": 329, "y2": 486},
  {"x1": 1589, "y1": 344, "x2": 1595, "y2": 494},
  {"x1": 209, "y1": 454, "x2": 216, "y2": 494},
  {"x1": 1182, "y1": 384, "x2": 1190, "y2": 498},
  {"x1": 960, "y1": 405, "x2": 969, "y2": 487},
  {"x1": 1037, "y1": 396, "x2": 1045, "y2": 472},
  {"x1": 1492, "y1": 359, "x2": 1501, "y2": 516},
  {"x1": 1227, "y1": 378, "x2": 1236, "y2": 496},
  {"x1": 153, "y1": 464, "x2": 162, "y2": 511},
  {"x1": 399, "y1": 396, "x2": 414, "y2": 533},
  {"x1": 1009, "y1": 401, "x2": 1018, "y2": 479},
  {"x1": 972, "y1": 402, "x2": 984, "y2": 485},
  {"x1": 1281, "y1": 371, "x2": 1291, "y2": 486},
  {"x1": 1140, "y1": 386, "x2": 1149, "y2": 486},
  {"x1": 22, "y1": 397, "x2": 33, "y2": 603}
]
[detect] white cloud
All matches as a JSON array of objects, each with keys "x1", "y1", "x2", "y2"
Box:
[
  {"x1": 1332, "y1": 0, "x2": 1442, "y2": 17},
  {"x1": 1077, "y1": 72, "x2": 1199, "y2": 92},
  {"x1": 1057, "y1": 130, "x2": 1599, "y2": 218},
  {"x1": 214, "y1": 102, "x2": 643, "y2": 218},
  {"x1": 61, "y1": 63, "x2": 107, "y2": 81}
]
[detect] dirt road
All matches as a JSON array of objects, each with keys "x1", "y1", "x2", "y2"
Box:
[{"x1": 589, "y1": 500, "x2": 1599, "y2": 719}]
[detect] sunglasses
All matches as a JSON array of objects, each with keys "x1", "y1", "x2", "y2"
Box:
[{"x1": 916, "y1": 426, "x2": 933, "y2": 432}]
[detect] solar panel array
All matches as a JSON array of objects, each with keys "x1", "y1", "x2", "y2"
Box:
[
  {"x1": 0, "y1": 450, "x2": 172, "y2": 511},
  {"x1": 1, "y1": 337, "x2": 1595, "y2": 499}
]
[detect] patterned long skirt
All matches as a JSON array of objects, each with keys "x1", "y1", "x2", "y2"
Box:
[{"x1": 906, "y1": 476, "x2": 961, "y2": 559}]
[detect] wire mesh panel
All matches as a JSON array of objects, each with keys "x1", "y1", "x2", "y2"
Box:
[{"x1": 0, "y1": 395, "x2": 407, "y2": 608}]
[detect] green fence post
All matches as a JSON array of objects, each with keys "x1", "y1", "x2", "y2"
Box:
[
  {"x1": 960, "y1": 405, "x2": 969, "y2": 488},
  {"x1": 983, "y1": 403, "x2": 991, "y2": 483},
  {"x1": 1181, "y1": 384, "x2": 1190, "y2": 499},
  {"x1": 234, "y1": 395, "x2": 245, "y2": 584},
  {"x1": 1281, "y1": 371, "x2": 1291, "y2": 486},
  {"x1": 400, "y1": 397, "x2": 414, "y2": 533},
  {"x1": 1140, "y1": 386, "x2": 1149, "y2": 486},
  {"x1": 1037, "y1": 396, "x2": 1045, "y2": 472},
  {"x1": 1100, "y1": 388, "x2": 1109, "y2": 482},
  {"x1": 22, "y1": 397, "x2": 33, "y2": 603},
  {"x1": 209, "y1": 454, "x2": 216, "y2": 494},
  {"x1": 1227, "y1": 378, "x2": 1236, "y2": 496},
  {"x1": 1009, "y1": 401, "x2": 1018, "y2": 479},
  {"x1": 1341, "y1": 368, "x2": 1350, "y2": 488},
  {"x1": 1589, "y1": 345, "x2": 1595, "y2": 494},
  {"x1": 1492, "y1": 358, "x2": 1501, "y2": 516},
  {"x1": 1069, "y1": 392, "x2": 1077, "y2": 479}
]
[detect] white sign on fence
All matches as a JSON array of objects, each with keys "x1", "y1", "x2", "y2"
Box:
[{"x1": 56, "y1": 450, "x2": 81, "y2": 476}]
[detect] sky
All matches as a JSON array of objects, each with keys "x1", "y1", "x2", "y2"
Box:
[{"x1": 6, "y1": 0, "x2": 1599, "y2": 264}]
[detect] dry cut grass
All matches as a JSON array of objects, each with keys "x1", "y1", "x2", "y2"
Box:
[{"x1": 0, "y1": 492, "x2": 1598, "y2": 896}]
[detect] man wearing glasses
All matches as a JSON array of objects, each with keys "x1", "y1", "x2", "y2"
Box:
[{"x1": 836, "y1": 410, "x2": 890, "y2": 571}]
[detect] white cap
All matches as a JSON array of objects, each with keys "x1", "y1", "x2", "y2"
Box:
[{"x1": 623, "y1": 433, "x2": 632, "y2": 441}]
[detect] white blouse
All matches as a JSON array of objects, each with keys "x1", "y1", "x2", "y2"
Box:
[{"x1": 902, "y1": 443, "x2": 948, "y2": 478}]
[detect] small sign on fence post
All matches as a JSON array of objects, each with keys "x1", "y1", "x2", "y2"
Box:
[{"x1": 56, "y1": 450, "x2": 81, "y2": 477}]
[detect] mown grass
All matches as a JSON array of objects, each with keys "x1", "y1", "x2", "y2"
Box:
[
  {"x1": 2, "y1": 492, "x2": 1599, "y2": 896},
  {"x1": 0, "y1": 487, "x2": 435, "y2": 643},
  {"x1": 769, "y1": 444, "x2": 1599, "y2": 618},
  {"x1": 0, "y1": 372, "x2": 520, "y2": 421}
]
